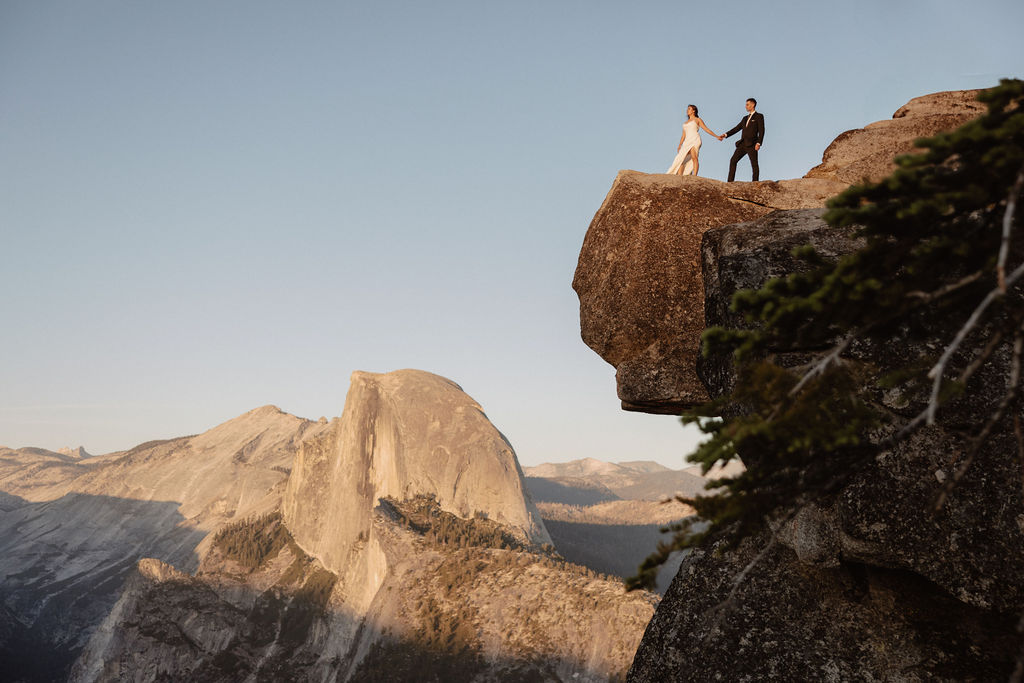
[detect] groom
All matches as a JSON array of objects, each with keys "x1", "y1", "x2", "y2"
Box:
[{"x1": 724, "y1": 98, "x2": 765, "y2": 182}]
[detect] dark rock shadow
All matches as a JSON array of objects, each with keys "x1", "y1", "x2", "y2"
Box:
[
  {"x1": 0, "y1": 491, "x2": 205, "y2": 682},
  {"x1": 67, "y1": 559, "x2": 625, "y2": 683},
  {"x1": 541, "y1": 519, "x2": 686, "y2": 593},
  {"x1": 351, "y1": 632, "x2": 625, "y2": 683},
  {"x1": 524, "y1": 477, "x2": 620, "y2": 505}
]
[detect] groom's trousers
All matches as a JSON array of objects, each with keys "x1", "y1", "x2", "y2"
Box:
[{"x1": 728, "y1": 146, "x2": 759, "y2": 182}]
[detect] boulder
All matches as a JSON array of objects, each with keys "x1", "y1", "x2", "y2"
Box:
[
  {"x1": 573, "y1": 172, "x2": 842, "y2": 412},
  {"x1": 805, "y1": 89, "x2": 986, "y2": 184}
]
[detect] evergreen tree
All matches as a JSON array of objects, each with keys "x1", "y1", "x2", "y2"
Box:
[{"x1": 629, "y1": 79, "x2": 1024, "y2": 590}]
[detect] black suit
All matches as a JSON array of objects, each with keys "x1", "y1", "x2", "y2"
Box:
[{"x1": 724, "y1": 111, "x2": 765, "y2": 181}]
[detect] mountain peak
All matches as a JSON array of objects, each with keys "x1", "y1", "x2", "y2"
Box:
[
  {"x1": 284, "y1": 368, "x2": 550, "y2": 583},
  {"x1": 57, "y1": 446, "x2": 91, "y2": 459}
]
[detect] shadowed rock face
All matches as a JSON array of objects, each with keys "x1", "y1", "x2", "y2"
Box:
[
  {"x1": 628, "y1": 541, "x2": 1018, "y2": 682},
  {"x1": 574, "y1": 90, "x2": 986, "y2": 414},
  {"x1": 625, "y1": 203, "x2": 1023, "y2": 682},
  {"x1": 283, "y1": 369, "x2": 551, "y2": 608},
  {"x1": 696, "y1": 208, "x2": 866, "y2": 397}
]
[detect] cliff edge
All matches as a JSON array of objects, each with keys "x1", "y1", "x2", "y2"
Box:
[{"x1": 574, "y1": 89, "x2": 985, "y2": 413}]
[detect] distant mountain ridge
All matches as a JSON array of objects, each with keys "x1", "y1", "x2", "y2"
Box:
[
  {"x1": 524, "y1": 457, "x2": 715, "y2": 502},
  {"x1": 520, "y1": 457, "x2": 730, "y2": 593}
]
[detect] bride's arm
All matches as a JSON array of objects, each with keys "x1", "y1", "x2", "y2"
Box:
[
  {"x1": 696, "y1": 117, "x2": 719, "y2": 137},
  {"x1": 677, "y1": 126, "x2": 687, "y2": 151}
]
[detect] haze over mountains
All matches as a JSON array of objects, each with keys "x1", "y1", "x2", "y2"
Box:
[
  {"x1": 524, "y1": 457, "x2": 740, "y2": 503},
  {"x1": 0, "y1": 370, "x2": 662, "y2": 682},
  {"x1": 521, "y1": 458, "x2": 727, "y2": 592}
]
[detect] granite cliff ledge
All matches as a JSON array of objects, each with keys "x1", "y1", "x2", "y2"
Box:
[{"x1": 573, "y1": 89, "x2": 984, "y2": 414}]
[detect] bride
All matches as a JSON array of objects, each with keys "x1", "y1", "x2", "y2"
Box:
[{"x1": 667, "y1": 104, "x2": 723, "y2": 176}]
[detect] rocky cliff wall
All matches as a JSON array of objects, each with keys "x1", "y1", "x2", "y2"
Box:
[{"x1": 625, "y1": 207, "x2": 1024, "y2": 682}]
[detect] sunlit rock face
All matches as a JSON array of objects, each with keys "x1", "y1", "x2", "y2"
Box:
[
  {"x1": 805, "y1": 89, "x2": 986, "y2": 184},
  {"x1": 283, "y1": 369, "x2": 550, "y2": 591},
  {"x1": 574, "y1": 90, "x2": 986, "y2": 415},
  {"x1": 572, "y1": 172, "x2": 842, "y2": 412}
]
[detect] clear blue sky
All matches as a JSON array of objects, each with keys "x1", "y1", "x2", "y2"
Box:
[{"x1": 2, "y1": 1, "x2": 1022, "y2": 467}]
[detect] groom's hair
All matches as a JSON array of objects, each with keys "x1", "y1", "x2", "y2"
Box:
[{"x1": 747, "y1": 98, "x2": 757, "y2": 106}]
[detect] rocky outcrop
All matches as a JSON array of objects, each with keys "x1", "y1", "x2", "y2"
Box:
[
  {"x1": 574, "y1": 90, "x2": 986, "y2": 414},
  {"x1": 624, "y1": 203, "x2": 1023, "y2": 680},
  {"x1": 573, "y1": 173, "x2": 845, "y2": 412},
  {"x1": 69, "y1": 528, "x2": 351, "y2": 683},
  {"x1": 570, "y1": 88, "x2": 1021, "y2": 679},
  {"x1": 805, "y1": 89, "x2": 986, "y2": 184},
  {"x1": 629, "y1": 539, "x2": 1017, "y2": 682}
]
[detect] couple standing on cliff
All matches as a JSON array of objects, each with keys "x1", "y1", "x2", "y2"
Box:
[{"x1": 666, "y1": 98, "x2": 764, "y2": 181}]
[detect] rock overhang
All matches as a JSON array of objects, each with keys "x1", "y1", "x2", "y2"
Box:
[{"x1": 574, "y1": 89, "x2": 987, "y2": 414}]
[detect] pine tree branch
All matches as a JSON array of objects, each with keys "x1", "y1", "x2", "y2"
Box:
[
  {"x1": 925, "y1": 260, "x2": 1024, "y2": 425},
  {"x1": 905, "y1": 270, "x2": 984, "y2": 302},
  {"x1": 935, "y1": 323, "x2": 1024, "y2": 511},
  {"x1": 788, "y1": 336, "x2": 853, "y2": 398},
  {"x1": 880, "y1": 330, "x2": 1003, "y2": 448},
  {"x1": 926, "y1": 167, "x2": 1023, "y2": 424},
  {"x1": 998, "y1": 167, "x2": 1024, "y2": 292}
]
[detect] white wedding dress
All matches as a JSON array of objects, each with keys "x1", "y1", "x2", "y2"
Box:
[{"x1": 667, "y1": 119, "x2": 701, "y2": 175}]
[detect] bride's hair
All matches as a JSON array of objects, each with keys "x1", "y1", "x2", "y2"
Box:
[{"x1": 688, "y1": 104, "x2": 698, "y2": 117}]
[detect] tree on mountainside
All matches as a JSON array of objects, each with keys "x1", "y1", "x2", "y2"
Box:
[{"x1": 628, "y1": 79, "x2": 1024, "y2": 591}]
